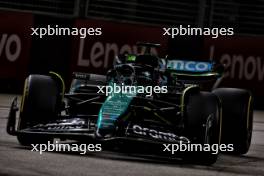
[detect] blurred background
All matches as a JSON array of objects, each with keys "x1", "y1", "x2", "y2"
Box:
[{"x1": 0, "y1": 0, "x2": 263, "y2": 108}]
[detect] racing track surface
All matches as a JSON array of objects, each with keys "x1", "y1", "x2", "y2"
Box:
[{"x1": 0, "y1": 94, "x2": 264, "y2": 176}]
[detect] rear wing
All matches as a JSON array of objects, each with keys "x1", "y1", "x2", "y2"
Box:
[
  {"x1": 166, "y1": 60, "x2": 213, "y2": 72},
  {"x1": 161, "y1": 59, "x2": 222, "y2": 78}
]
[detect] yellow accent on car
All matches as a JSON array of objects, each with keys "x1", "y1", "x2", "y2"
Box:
[
  {"x1": 49, "y1": 71, "x2": 65, "y2": 99},
  {"x1": 143, "y1": 106, "x2": 172, "y2": 125},
  {"x1": 153, "y1": 112, "x2": 172, "y2": 126},
  {"x1": 18, "y1": 77, "x2": 29, "y2": 130},
  {"x1": 218, "y1": 99, "x2": 223, "y2": 145},
  {"x1": 171, "y1": 72, "x2": 220, "y2": 77},
  {"x1": 247, "y1": 96, "x2": 252, "y2": 129},
  {"x1": 180, "y1": 85, "x2": 198, "y2": 116},
  {"x1": 20, "y1": 78, "x2": 29, "y2": 113}
]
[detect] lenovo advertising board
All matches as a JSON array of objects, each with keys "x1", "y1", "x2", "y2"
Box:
[
  {"x1": 204, "y1": 37, "x2": 264, "y2": 107},
  {"x1": 0, "y1": 11, "x2": 33, "y2": 87}
]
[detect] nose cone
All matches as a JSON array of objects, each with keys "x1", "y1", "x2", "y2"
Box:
[{"x1": 96, "y1": 93, "x2": 134, "y2": 138}]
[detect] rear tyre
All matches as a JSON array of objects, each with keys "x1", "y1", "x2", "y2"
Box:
[
  {"x1": 17, "y1": 75, "x2": 60, "y2": 146},
  {"x1": 213, "y1": 88, "x2": 253, "y2": 155},
  {"x1": 184, "y1": 91, "x2": 222, "y2": 165}
]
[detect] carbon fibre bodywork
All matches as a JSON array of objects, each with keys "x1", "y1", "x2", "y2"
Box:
[
  {"x1": 7, "y1": 79, "x2": 196, "y2": 145},
  {"x1": 6, "y1": 43, "x2": 221, "y2": 145}
]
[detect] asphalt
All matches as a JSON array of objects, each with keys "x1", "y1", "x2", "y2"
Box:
[{"x1": 0, "y1": 94, "x2": 264, "y2": 176}]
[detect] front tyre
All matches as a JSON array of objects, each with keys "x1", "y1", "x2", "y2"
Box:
[
  {"x1": 17, "y1": 75, "x2": 61, "y2": 146},
  {"x1": 184, "y1": 91, "x2": 222, "y2": 165},
  {"x1": 213, "y1": 88, "x2": 253, "y2": 155}
]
